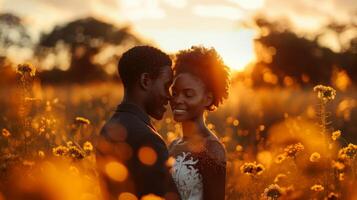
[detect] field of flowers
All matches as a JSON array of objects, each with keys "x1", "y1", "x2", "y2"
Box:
[{"x1": 0, "y1": 64, "x2": 356, "y2": 200}]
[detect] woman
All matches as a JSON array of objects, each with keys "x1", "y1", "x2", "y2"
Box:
[{"x1": 169, "y1": 46, "x2": 230, "y2": 200}]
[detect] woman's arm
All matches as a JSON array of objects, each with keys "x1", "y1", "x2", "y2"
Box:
[{"x1": 201, "y1": 140, "x2": 227, "y2": 200}]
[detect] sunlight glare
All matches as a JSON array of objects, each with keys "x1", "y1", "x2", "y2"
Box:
[{"x1": 137, "y1": 28, "x2": 257, "y2": 71}]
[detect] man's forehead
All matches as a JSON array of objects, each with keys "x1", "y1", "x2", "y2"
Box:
[{"x1": 159, "y1": 65, "x2": 173, "y2": 78}]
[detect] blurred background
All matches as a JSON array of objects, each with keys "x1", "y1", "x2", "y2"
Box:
[
  {"x1": 0, "y1": 0, "x2": 356, "y2": 199},
  {"x1": 1, "y1": 0, "x2": 356, "y2": 140}
]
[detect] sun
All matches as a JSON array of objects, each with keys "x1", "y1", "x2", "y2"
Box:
[
  {"x1": 138, "y1": 28, "x2": 257, "y2": 72},
  {"x1": 215, "y1": 47, "x2": 256, "y2": 72}
]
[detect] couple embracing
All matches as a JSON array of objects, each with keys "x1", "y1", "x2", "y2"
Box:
[{"x1": 95, "y1": 45, "x2": 230, "y2": 200}]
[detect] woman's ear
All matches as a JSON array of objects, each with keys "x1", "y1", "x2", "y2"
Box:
[
  {"x1": 139, "y1": 73, "x2": 152, "y2": 90},
  {"x1": 204, "y1": 92, "x2": 214, "y2": 107}
]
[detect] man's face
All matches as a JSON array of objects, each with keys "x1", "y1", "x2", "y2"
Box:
[{"x1": 146, "y1": 65, "x2": 173, "y2": 120}]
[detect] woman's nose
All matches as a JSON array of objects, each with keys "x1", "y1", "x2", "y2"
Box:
[{"x1": 172, "y1": 93, "x2": 183, "y2": 104}]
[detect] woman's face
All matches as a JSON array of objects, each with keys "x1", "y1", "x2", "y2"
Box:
[{"x1": 170, "y1": 73, "x2": 212, "y2": 122}]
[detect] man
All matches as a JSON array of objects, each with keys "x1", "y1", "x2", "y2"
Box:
[{"x1": 96, "y1": 46, "x2": 180, "y2": 200}]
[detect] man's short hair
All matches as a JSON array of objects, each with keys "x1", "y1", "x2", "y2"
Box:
[{"x1": 118, "y1": 45, "x2": 172, "y2": 89}]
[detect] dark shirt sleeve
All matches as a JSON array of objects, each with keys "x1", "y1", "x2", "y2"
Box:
[
  {"x1": 96, "y1": 121, "x2": 180, "y2": 200},
  {"x1": 201, "y1": 140, "x2": 226, "y2": 200},
  {"x1": 134, "y1": 133, "x2": 180, "y2": 200}
]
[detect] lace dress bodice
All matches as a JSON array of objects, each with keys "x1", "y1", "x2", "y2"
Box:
[{"x1": 169, "y1": 136, "x2": 226, "y2": 200}]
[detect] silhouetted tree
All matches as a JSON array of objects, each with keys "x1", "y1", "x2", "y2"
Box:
[
  {"x1": 37, "y1": 17, "x2": 143, "y2": 83},
  {"x1": 0, "y1": 13, "x2": 33, "y2": 58},
  {"x1": 249, "y1": 17, "x2": 356, "y2": 87}
]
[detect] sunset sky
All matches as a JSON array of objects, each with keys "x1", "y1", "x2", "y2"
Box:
[{"x1": 0, "y1": 0, "x2": 356, "y2": 71}]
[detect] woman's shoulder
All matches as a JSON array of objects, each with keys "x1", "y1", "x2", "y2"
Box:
[{"x1": 204, "y1": 134, "x2": 226, "y2": 163}]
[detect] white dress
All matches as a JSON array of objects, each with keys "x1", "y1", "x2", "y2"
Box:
[
  {"x1": 171, "y1": 152, "x2": 203, "y2": 200},
  {"x1": 169, "y1": 136, "x2": 226, "y2": 200}
]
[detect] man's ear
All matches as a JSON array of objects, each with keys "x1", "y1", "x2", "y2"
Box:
[
  {"x1": 204, "y1": 92, "x2": 214, "y2": 107},
  {"x1": 139, "y1": 73, "x2": 152, "y2": 91}
]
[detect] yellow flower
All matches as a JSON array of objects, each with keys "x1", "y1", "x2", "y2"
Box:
[
  {"x1": 275, "y1": 154, "x2": 286, "y2": 164},
  {"x1": 66, "y1": 141, "x2": 74, "y2": 147},
  {"x1": 75, "y1": 117, "x2": 90, "y2": 125},
  {"x1": 38, "y1": 150, "x2": 45, "y2": 159},
  {"x1": 332, "y1": 130, "x2": 341, "y2": 141},
  {"x1": 235, "y1": 145, "x2": 243, "y2": 152},
  {"x1": 327, "y1": 192, "x2": 339, "y2": 200},
  {"x1": 2, "y1": 128, "x2": 11, "y2": 137},
  {"x1": 310, "y1": 184, "x2": 324, "y2": 192},
  {"x1": 332, "y1": 160, "x2": 345, "y2": 171},
  {"x1": 22, "y1": 160, "x2": 35, "y2": 167},
  {"x1": 83, "y1": 141, "x2": 93, "y2": 153},
  {"x1": 309, "y1": 152, "x2": 321, "y2": 162},
  {"x1": 16, "y1": 63, "x2": 36, "y2": 77},
  {"x1": 274, "y1": 173, "x2": 287, "y2": 183},
  {"x1": 339, "y1": 173, "x2": 345, "y2": 181},
  {"x1": 338, "y1": 143, "x2": 357, "y2": 160},
  {"x1": 261, "y1": 184, "x2": 284, "y2": 200},
  {"x1": 68, "y1": 146, "x2": 85, "y2": 160},
  {"x1": 240, "y1": 162, "x2": 265, "y2": 177},
  {"x1": 313, "y1": 85, "x2": 336, "y2": 103},
  {"x1": 284, "y1": 143, "x2": 304, "y2": 158},
  {"x1": 52, "y1": 145, "x2": 69, "y2": 156}
]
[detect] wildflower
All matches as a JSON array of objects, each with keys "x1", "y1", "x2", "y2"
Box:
[
  {"x1": 284, "y1": 143, "x2": 304, "y2": 158},
  {"x1": 66, "y1": 141, "x2": 74, "y2": 147},
  {"x1": 338, "y1": 173, "x2": 345, "y2": 181},
  {"x1": 75, "y1": 117, "x2": 90, "y2": 125},
  {"x1": 38, "y1": 150, "x2": 45, "y2": 159},
  {"x1": 332, "y1": 160, "x2": 345, "y2": 171},
  {"x1": 313, "y1": 85, "x2": 336, "y2": 103},
  {"x1": 233, "y1": 119, "x2": 239, "y2": 126},
  {"x1": 326, "y1": 192, "x2": 339, "y2": 200},
  {"x1": 240, "y1": 162, "x2": 265, "y2": 177},
  {"x1": 235, "y1": 145, "x2": 243, "y2": 152},
  {"x1": 311, "y1": 184, "x2": 324, "y2": 192},
  {"x1": 68, "y1": 146, "x2": 85, "y2": 160},
  {"x1": 83, "y1": 141, "x2": 93, "y2": 154},
  {"x1": 16, "y1": 63, "x2": 36, "y2": 77},
  {"x1": 338, "y1": 143, "x2": 357, "y2": 159},
  {"x1": 274, "y1": 173, "x2": 287, "y2": 183},
  {"x1": 52, "y1": 145, "x2": 69, "y2": 156},
  {"x1": 275, "y1": 154, "x2": 286, "y2": 164},
  {"x1": 2, "y1": 128, "x2": 11, "y2": 137},
  {"x1": 261, "y1": 184, "x2": 284, "y2": 200},
  {"x1": 332, "y1": 130, "x2": 341, "y2": 141},
  {"x1": 309, "y1": 152, "x2": 321, "y2": 162},
  {"x1": 22, "y1": 160, "x2": 35, "y2": 167}
]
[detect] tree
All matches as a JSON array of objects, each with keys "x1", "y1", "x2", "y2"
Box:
[
  {"x1": 0, "y1": 13, "x2": 33, "y2": 62},
  {"x1": 37, "y1": 17, "x2": 143, "y2": 83},
  {"x1": 248, "y1": 17, "x2": 356, "y2": 87}
]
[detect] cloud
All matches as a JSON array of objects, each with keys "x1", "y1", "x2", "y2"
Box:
[
  {"x1": 118, "y1": 0, "x2": 166, "y2": 21},
  {"x1": 193, "y1": 4, "x2": 244, "y2": 20},
  {"x1": 227, "y1": 0, "x2": 265, "y2": 10},
  {"x1": 162, "y1": 0, "x2": 187, "y2": 8},
  {"x1": 259, "y1": 0, "x2": 357, "y2": 32}
]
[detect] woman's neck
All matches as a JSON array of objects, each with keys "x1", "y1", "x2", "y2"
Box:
[{"x1": 181, "y1": 115, "x2": 209, "y2": 140}]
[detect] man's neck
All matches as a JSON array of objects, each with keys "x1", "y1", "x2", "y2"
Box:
[{"x1": 122, "y1": 90, "x2": 147, "y2": 114}]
